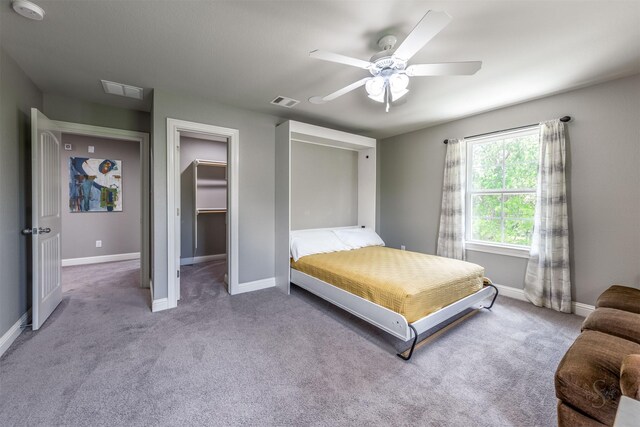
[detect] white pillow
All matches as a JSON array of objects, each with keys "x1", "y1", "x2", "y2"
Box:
[
  {"x1": 333, "y1": 228, "x2": 385, "y2": 249},
  {"x1": 290, "y1": 230, "x2": 351, "y2": 262}
]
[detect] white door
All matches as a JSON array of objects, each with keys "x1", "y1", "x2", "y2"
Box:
[{"x1": 30, "y1": 108, "x2": 62, "y2": 330}]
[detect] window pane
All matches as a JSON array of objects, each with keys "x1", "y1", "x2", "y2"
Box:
[
  {"x1": 471, "y1": 194, "x2": 501, "y2": 219},
  {"x1": 504, "y1": 135, "x2": 539, "y2": 189},
  {"x1": 472, "y1": 218, "x2": 502, "y2": 243},
  {"x1": 503, "y1": 193, "x2": 536, "y2": 219},
  {"x1": 503, "y1": 194, "x2": 536, "y2": 245},
  {"x1": 471, "y1": 141, "x2": 503, "y2": 190},
  {"x1": 467, "y1": 129, "x2": 539, "y2": 248},
  {"x1": 504, "y1": 219, "x2": 534, "y2": 246},
  {"x1": 471, "y1": 194, "x2": 502, "y2": 243}
]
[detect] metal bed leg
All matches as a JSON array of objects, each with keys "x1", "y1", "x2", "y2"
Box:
[
  {"x1": 484, "y1": 284, "x2": 499, "y2": 310},
  {"x1": 397, "y1": 285, "x2": 498, "y2": 361},
  {"x1": 397, "y1": 324, "x2": 418, "y2": 361}
]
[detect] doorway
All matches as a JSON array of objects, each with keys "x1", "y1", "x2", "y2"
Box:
[
  {"x1": 29, "y1": 109, "x2": 150, "y2": 330},
  {"x1": 55, "y1": 121, "x2": 150, "y2": 291},
  {"x1": 60, "y1": 132, "x2": 144, "y2": 297},
  {"x1": 166, "y1": 119, "x2": 239, "y2": 308},
  {"x1": 178, "y1": 133, "x2": 228, "y2": 298}
]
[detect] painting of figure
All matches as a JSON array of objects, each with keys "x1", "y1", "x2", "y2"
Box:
[{"x1": 69, "y1": 157, "x2": 122, "y2": 212}]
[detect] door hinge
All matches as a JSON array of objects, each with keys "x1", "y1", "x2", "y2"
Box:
[
  {"x1": 177, "y1": 270, "x2": 180, "y2": 278},
  {"x1": 177, "y1": 208, "x2": 180, "y2": 216}
]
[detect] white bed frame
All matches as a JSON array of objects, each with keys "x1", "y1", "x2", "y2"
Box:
[
  {"x1": 291, "y1": 268, "x2": 497, "y2": 359},
  {"x1": 275, "y1": 120, "x2": 498, "y2": 360}
]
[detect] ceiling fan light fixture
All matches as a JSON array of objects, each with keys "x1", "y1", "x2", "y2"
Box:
[
  {"x1": 365, "y1": 76, "x2": 385, "y2": 97},
  {"x1": 390, "y1": 88, "x2": 409, "y2": 102},
  {"x1": 389, "y1": 73, "x2": 409, "y2": 91},
  {"x1": 368, "y1": 91, "x2": 386, "y2": 103}
]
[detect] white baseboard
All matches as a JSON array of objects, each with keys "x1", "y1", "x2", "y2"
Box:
[
  {"x1": 0, "y1": 309, "x2": 31, "y2": 357},
  {"x1": 180, "y1": 254, "x2": 226, "y2": 266},
  {"x1": 493, "y1": 284, "x2": 528, "y2": 302},
  {"x1": 572, "y1": 302, "x2": 595, "y2": 317},
  {"x1": 62, "y1": 252, "x2": 140, "y2": 267},
  {"x1": 152, "y1": 298, "x2": 169, "y2": 312},
  {"x1": 235, "y1": 277, "x2": 276, "y2": 295},
  {"x1": 152, "y1": 276, "x2": 273, "y2": 311},
  {"x1": 493, "y1": 284, "x2": 594, "y2": 317}
]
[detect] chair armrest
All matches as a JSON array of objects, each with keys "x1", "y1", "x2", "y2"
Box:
[{"x1": 620, "y1": 354, "x2": 640, "y2": 400}]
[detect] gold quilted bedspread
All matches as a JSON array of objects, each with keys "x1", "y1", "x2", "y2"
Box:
[{"x1": 291, "y1": 246, "x2": 484, "y2": 323}]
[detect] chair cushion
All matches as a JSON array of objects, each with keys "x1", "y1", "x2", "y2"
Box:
[
  {"x1": 620, "y1": 354, "x2": 640, "y2": 400},
  {"x1": 557, "y1": 401, "x2": 607, "y2": 427},
  {"x1": 582, "y1": 308, "x2": 640, "y2": 345},
  {"x1": 555, "y1": 331, "x2": 640, "y2": 425},
  {"x1": 596, "y1": 285, "x2": 640, "y2": 314}
]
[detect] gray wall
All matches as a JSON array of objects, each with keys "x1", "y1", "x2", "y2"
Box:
[
  {"x1": 43, "y1": 93, "x2": 150, "y2": 133},
  {"x1": 291, "y1": 141, "x2": 358, "y2": 230},
  {"x1": 152, "y1": 89, "x2": 278, "y2": 299},
  {"x1": 379, "y1": 74, "x2": 640, "y2": 306},
  {"x1": 0, "y1": 49, "x2": 43, "y2": 338},
  {"x1": 60, "y1": 134, "x2": 141, "y2": 259},
  {"x1": 180, "y1": 136, "x2": 227, "y2": 259}
]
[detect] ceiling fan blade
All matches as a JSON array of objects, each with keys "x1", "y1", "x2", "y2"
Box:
[
  {"x1": 309, "y1": 50, "x2": 373, "y2": 69},
  {"x1": 309, "y1": 77, "x2": 371, "y2": 104},
  {"x1": 406, "y1": 61, "x2": 482, "y2": 76},
  {"x1": 393, "y1": 11, "x2": 452, "y2": 62}
]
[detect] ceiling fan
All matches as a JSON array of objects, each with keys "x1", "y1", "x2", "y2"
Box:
[{"x1": 308, "y1": 10, "x2": 482, "y2": 112}]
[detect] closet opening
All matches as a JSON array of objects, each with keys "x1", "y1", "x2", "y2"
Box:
[
  {"x1": 177, "y1": 132, "x2": 229, "y2": 300},
  {"x1": 166, "y1": 118, "x2": 239, "y2": 308}
]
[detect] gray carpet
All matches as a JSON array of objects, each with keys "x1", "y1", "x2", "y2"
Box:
[{"x1": 0, "y1": 259, "x2": 583, "y2": 426}]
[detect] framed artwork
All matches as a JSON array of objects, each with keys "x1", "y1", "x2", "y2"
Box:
[{"x1": 68, "y1": 157, "x2": 122, "y2": 212}]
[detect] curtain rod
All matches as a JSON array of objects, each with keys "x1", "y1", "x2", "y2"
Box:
[{"x1": 443, "y1": 116, "x2": 571, "y2": 144}]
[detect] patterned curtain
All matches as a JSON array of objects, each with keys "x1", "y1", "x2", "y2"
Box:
[
  {"x1": 524, "y1": 120, "x2": 572, "y2": 312},
  {"x1": 437, "y1": 138, "x2": 466, "y2": 260}
]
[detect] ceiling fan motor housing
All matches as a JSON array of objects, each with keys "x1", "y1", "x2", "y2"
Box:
[{"x1": 369, "y1": 56, "x2": 406, "y2": 76}]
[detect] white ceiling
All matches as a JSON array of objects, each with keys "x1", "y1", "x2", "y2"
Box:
[{"x1": 2, "y1": 0, "x2": 639, "y2": 138}]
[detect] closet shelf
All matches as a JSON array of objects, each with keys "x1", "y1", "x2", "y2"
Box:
[
  {"x1": 196, "y1": 180, "x2": 228, "y2": 186},
  {"x1": 194, "y1": 159, "x2": 227, "y2": 167}
]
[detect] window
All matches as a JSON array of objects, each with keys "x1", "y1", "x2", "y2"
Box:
[{"x1": 466, "y1": 127, "x2": 539, "y2": 253}]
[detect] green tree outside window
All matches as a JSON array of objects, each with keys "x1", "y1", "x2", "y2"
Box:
[{"x1": 468, "y1": 130, "x2": 539, "y2": 247}]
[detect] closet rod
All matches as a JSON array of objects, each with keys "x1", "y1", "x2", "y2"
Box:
[
  {"x1": 197, "y1": 209, "x2": 227, "y2": 214},
  {"x1": 443, "y1": 116, "x2": 571, "y2": 144}
]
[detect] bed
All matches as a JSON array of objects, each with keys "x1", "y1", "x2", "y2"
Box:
[{"x1": 289, "y1": 227, "x2": 498, "y2": 360}]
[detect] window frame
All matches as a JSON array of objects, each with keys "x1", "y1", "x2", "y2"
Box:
[{"x1": 464, "y1": 126, "x2": 539, "y2": 258}]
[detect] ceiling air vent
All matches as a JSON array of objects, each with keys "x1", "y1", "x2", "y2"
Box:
[
  {"x1": 270, "y1": 96, "x2": 300, "y2": 108},
  {"x1": 101, "y1": 80, "x2": 144, "y2": 100}
]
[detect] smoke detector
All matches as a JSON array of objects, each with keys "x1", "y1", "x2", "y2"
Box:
[{"x1": 12, "y1": 0, "x2": 45, "y2": 21}]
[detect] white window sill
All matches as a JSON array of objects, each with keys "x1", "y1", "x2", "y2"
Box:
[{"x1": 465, "y1": 241, "x2": 531, "y2": 259}]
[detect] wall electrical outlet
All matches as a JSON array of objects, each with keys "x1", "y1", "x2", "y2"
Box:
[
  {"x1": 88, "y1": 145, "x2": 95, "y2": 153},
  {"x1": 96, "y1": 240, "x2": 102, "y2": 248},
  {"x1": 400, "y1": 245, "x2": 406, "y2": 250}
]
